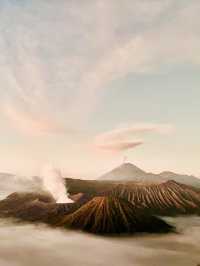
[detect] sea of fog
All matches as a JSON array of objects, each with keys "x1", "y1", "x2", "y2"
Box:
[{"x1": 0, "y1": 174, "x2": 200, "y2": 266}]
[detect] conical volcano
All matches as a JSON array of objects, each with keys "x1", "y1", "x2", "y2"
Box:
[
  {"x1": 57, "y1": 196, "x2": 173, "y2": 235},
  {"x1": 99, "y1": 163, "x2": 146, "y2": 181}
]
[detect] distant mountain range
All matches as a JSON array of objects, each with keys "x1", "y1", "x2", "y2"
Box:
[{"x1": 99, "y1": 163, "x2": 200, "y2": 187}]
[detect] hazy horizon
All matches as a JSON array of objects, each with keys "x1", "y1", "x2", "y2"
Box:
[
  {"x1": 0, "y1": 0, "x2": 199, "y2": 178},
  {"x1": 1, "y1": 160, "x2": 200, "y2": 181}
]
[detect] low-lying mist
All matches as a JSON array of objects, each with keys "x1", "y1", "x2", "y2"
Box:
[
  {"x1": 0, "y1": 217, "x2": 200, "y2": 266},
  {"x1": 0, "y1": 174, "x2": 42, "y2": 200}
]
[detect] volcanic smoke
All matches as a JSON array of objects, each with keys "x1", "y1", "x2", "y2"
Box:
[{"x1": 41, "y1": 166, "x2": 73, "y2": 203}]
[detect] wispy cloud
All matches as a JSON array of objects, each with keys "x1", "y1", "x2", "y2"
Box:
[
  {"x1": 94, "y1": 123, "x2": 173, "y2": 152},
  {"x1": 81, "y1": 3, "x2": 200, "y2": 97},
  {"x1": 2, "y1": 104, "x2": 68, "y2": 136},
  {"x1": 95, "y1": 141, "x2": 143, "y2": 152},
  {"x1": 0, "y1": 1, "x2": 199, "y2": 136}
]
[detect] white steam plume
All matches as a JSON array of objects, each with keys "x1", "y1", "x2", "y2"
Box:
[{"x1": 41, "y1": 165, "x2": 73, "y2": 204}]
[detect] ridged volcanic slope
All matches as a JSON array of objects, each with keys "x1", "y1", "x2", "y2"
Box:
[
  {"x1": 110, "y1": 180, "x2": 200, "y2": 216},
  {"x1": 57, "y1": 196, "x2": 173, "y2": 235}
]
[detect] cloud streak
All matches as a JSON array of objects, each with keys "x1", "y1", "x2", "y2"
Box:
[
  {"x1": 94, "y1": 123, "x2": 173, "y2": 152},
  {"x1": 2, "y1": 103, "x2": 70, "y2": 136},
  {"x1": 95, "y1": 141, "x2": 143, "y2": 152}
]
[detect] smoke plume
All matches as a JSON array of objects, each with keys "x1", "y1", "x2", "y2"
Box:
[{"x1": 41, "y1": 165, "x2": 73, "y2": 203}]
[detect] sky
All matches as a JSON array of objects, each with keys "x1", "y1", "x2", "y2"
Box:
[{"x1": 0, "y1": 0, "x2": 199, "y2": 178}]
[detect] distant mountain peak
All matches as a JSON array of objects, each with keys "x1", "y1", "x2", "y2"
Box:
[
  {"x1": 122, "y1": 162, "x2": 135, "y2": 167},
  {"x1": 120, "y1": 162, "x2": 141, "y2": 168},
  {"x1": 100, "y1": 162, "x2": 146, "y2": 181},
  {"x1": 99, "y1": 163, "x2": 200, "y2": 187},
  {"x1": 118, "y1": 162, "x2": 146, "y2": 173}
]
